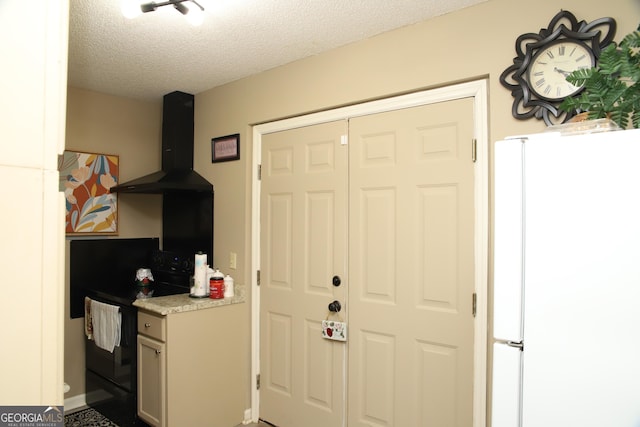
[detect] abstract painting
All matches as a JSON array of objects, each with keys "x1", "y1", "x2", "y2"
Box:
[{"x1": 58, "y1": 151, "x2": 119, "y2": 234}]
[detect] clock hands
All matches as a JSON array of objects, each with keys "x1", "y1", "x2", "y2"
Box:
[{"x1": 554, "y1": 67, "x2": 572, "y2": 77}]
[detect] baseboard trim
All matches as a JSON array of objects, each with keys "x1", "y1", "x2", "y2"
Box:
[{"x1": 64, "y1": 393, "x2": 87, "y2": 413}]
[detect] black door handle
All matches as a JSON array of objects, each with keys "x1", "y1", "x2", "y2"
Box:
[
  {"x1": 332, "y1": 276, "x2": 341, "y2": 287},
  {"x1": 328, "y1": 300, "x2": 342, "y2": 313}
]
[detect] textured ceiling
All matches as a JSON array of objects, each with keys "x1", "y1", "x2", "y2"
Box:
[{"x1": 68, "y1": 0, "x2": 486, "y2": 101}]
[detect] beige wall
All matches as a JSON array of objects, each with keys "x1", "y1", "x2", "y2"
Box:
[
  {"x1": 64, "y1": 0, "x2": 640, "y2": 418},
  {"x1": 196, "y1": 0, "x2": 640, "y2": 283},
  {"x1": 192, "y1": 0, "x2": 640, "y2": 414},
  {"x1": 64, "y1": 87, "x2": 163, "y2": 397}
]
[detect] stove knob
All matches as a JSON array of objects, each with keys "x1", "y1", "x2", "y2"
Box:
[{"x1": 151, "y1": 252, "x2": 164, "y2": 268}]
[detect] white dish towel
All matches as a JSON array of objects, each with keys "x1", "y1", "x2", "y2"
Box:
[{"x1": 90, "y1": 299, "x2": 121, "y2": 353}]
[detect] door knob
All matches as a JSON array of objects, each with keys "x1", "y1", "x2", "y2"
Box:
[
  {"x1": 328, "y1": 300, "x2": 342, "y2": 313},
  {"x1": 332, "y1": 276, "x2": 341, "y2": 287}
]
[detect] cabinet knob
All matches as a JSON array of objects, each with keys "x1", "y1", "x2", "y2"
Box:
[
  {"x1": 155, "y1": 349, "x2": 162, "y2": 355},
  {"x1": 145, "y1": 323, "x2": 151, "y2": 328}
]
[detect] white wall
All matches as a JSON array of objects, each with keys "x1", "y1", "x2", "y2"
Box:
[{"x1": 0, "y1": 0, "x2": 68, "y2": 405}]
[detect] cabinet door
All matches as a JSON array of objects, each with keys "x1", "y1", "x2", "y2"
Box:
[{"x1": 138, "y1": 335, "x2": 166, "y2": 427}]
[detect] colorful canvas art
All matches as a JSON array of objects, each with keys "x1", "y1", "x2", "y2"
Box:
[{"x1": 59, "y1": 151, "x2": 119, "y2": 234}]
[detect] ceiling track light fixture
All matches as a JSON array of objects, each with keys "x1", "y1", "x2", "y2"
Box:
[
  {"x1": 122, "y1": 0, "x2": 205, "y2": 25},
  {"x1": 140, "y1": 0, "x2": 204, "y2": 14}
]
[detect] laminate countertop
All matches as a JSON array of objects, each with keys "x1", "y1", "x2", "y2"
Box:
[{"x1": 132, "y1": 285, "x2": 245, "y2": 315}]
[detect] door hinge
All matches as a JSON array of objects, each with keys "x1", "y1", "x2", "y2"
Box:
[
  {"x1": 256, "y1": 373, "x2": 261, "y2": 390},
  {"x1": 472, "y1": 292, "x2": 477, "y2": 317},
  {"x1": 257, "y1": 270, "x2": 261, "y2": 287},
  {"x1": 340, "y1": 134, "x2": 348, "y2": 145},
  {"x1": 258, "y1": 164, "x2": 262, "y2": 180},
  {"x1": 472, "y1": 139, "x2": 477, "y2": 163}
]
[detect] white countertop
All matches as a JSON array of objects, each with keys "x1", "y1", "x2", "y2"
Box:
[{"x1": 132, "y1": 285, "x2": 245, "y2": 315}]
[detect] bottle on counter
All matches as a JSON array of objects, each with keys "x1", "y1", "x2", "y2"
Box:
[
  {"x1": 209, "y1": 268, "x2": 224, "y2": 299},
  {"x1": 223, "y1": 274, "x2": 234, "y2": 298}
]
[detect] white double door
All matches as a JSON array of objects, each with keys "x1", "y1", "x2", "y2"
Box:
[{"x1": 260, "y1": 97, "x2": 476, "y2": 426}]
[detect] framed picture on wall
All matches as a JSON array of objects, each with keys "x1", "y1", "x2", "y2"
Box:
[
  {"x1": 58, "y1": 150, "x2": 119, "y2": 235},
  {"x1": 211, "y1": 133, "x2": 240, "y2": 163}
]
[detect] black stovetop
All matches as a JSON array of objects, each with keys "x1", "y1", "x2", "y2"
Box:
[
  {"x1": 87, "y1": 281, "x2": 189, "y2": 307},
  {"x1": 87, "y1": 250, "x2": 194, "y2": 307}
]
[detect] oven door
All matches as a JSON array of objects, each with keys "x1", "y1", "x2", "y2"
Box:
[
  {"x1": 85, "y1": 295, "x2": 139, "y2": 425},
  {"x1": 86, "y1": 334, "x2": 134, "y2": 391},
  {"x1": 85, "y1": 297, "x2": 137, "y2": 389}
]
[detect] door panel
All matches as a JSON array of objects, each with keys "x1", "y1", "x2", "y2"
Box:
[
  {"x1": 348, "y1": 98, "x2": 475, "y2": 427},
  {"x1": 260, "y1": 121, "x2": 348, "y2": 427}
]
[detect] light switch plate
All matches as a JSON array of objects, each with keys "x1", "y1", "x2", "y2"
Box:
[
  {"x1": 322, "y1": 320, "x2": 347, "y2": 341},
  {"x1": 229, "y1": 252, "x2": 237, "y2": 269}
]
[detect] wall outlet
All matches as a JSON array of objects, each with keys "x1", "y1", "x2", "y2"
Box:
[{"x1": 230, "y1": 252, "x2": 237, "y2": 270}]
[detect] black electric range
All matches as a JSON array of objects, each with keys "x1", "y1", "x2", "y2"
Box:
[{"x1": 83, "y1": 249, "x2": 194, "y2": 426}]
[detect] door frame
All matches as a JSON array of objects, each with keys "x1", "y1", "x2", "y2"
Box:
[{"x1": 251, "y1": 80, "x2": 489, "y2": 426}]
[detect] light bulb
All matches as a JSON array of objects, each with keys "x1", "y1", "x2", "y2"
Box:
[
  {"x1": 184, "y1": 1, "x2": 204, "y2": 26},
  {"x1": 121, "y1": 0, "x2": 143, "y2": 19}
]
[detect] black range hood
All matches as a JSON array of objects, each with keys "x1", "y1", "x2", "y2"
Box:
[{"x1": 111, "y1": 91, "x2": 213, "y2": 194}]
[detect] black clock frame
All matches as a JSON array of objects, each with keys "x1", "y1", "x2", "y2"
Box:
[{"x1": 500, "y1": 10, "x2": 616, "y2": 126}]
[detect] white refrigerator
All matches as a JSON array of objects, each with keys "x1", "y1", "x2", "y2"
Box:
[{"x1": 492, "y1": 128, "x2": 640, "y2": 427}]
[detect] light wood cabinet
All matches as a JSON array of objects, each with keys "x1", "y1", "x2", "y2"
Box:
[
  {"x1": 137, "y1": 304, "x2": 245, "y2": 426},
  {"x1": 137, "y1": 333, "x2": 166, "y2": 427}
]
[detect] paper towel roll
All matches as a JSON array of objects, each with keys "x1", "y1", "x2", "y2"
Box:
[{"x1": 193, "y1": 253, "x2": 208, "y2": 297}]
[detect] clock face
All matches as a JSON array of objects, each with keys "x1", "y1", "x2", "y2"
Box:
[{"x1": 527, "y1": 40, "x2": 595, "y2": 101}]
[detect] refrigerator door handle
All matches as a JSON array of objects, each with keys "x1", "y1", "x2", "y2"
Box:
[
  {"x1": 495, "y1": 339, "x2": 524, "y2": 351},
  {"x1": 507, "y1": 340, "x2": 524, "y2": 351}
]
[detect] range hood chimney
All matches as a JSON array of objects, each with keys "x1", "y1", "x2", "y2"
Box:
[{"x1": 111, "y1": 91, "x2": 213, "y2": 194}]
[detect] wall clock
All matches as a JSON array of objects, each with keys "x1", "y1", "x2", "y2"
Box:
[{"x1": 500, "y1": 10, "x2": 616, "y2": 126}]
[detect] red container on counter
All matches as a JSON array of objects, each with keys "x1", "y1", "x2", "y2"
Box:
[{"x1": 209, "y1": 277, "x2": 224, "y2": 299}]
